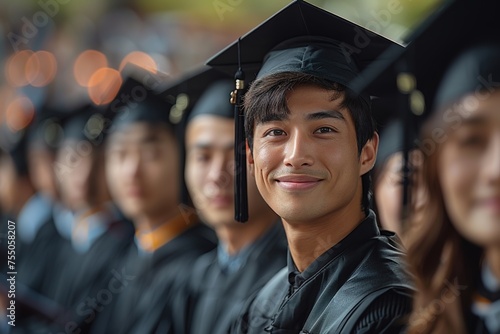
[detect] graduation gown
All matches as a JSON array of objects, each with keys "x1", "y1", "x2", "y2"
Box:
[
  {"x1": 11, "y1": 197, "x2": 76, "y2": 333},
  {"x1": 38, "y1": 211, "x2": 136, "y2": 334},
  {"x1": 164, "y1": 222, "x2": 287, "y2": 334},
  {"x1": 16, "y1": 218, "x2": 66, "y2": 295},
  {"x1": 90, "y1": 222, "x2": 216, "y2": 334},
  {"x1": 233, "y1": 211, "x2": 414, "y2": 334},
  {"x1": 15, "y1": 194, "x2": 56, "y2": 294}
]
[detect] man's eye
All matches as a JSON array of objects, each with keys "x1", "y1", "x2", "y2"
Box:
[
  {"x1": 265, "y1": 129, "x2": 286, "y2": 137},
  {"x1": 315, "y1": 127, "x2": 335, "y2": 134}
]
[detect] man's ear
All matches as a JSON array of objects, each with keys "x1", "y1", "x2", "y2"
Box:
[
  {"x1": 359, "y1": 132, "x2": 378, "y2": 176},
  {"x1": 246, "y1": 140, "x2": 255, "y2": 176}
]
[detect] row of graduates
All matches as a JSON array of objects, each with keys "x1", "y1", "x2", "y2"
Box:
[
  {"x1": 0, "y1": 64, "x2": 282, "y2": 333},
  {"x1": 1, "y1": 0, "x2": 500, "y2": 332}
]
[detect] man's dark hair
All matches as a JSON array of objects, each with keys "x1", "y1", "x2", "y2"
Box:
[{"x1": 244, "y1": 72, "x2": 376, "y2": 214}]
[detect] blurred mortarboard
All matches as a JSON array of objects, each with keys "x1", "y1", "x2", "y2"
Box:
[
  {"x1": 27, "y1": 104, "x2": 66, "y2": 151},
  {"x1": 107, "y1": 63, "x2": 175, "y2": 132},
  {"x1": 374, "y1": 119, "x2": 417, "y2": 173},
  {"x1": 60, "y1": 103, "x2": 108, "y2": 146},
  {"x1": 206, "y1": 0, "x2": 403, "y2": 222},
  {"x1": 159, "y1": 66, "x2": 233, "y2": 207},
  {"x1": 351, "y1": 0, "x2": 499, "y2": 119},
  {"x1": 435, "y1": 43, "x2": 500, "y2": 112},
  {"x1": 160, "y1": 66, "x2": 233, "y2": 125}
]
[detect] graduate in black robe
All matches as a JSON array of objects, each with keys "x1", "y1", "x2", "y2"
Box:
[
  {"x1": 33, "y1": 105, "x2": 136, "y2": 333},
  {"x1": 88, "y1": 64, "x2": 216, "y2": 334},
  {"x1": 0, "y1": 107, "x2": 75, "y2": 332},
  {"x1": 144, "y1": 68, "x2": 287, "y2": 334},
  {"x1": 205, "y1": 1, "x2": 414, "y2": 332}
]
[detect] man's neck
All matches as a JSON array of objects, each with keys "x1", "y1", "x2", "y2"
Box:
[
  {"x1": 216, "y1": 215, "x2": 278, "y2": 256},
  {"x1": 14, "y1": 182, "x2": 36, "y2": 217},
  {"x1": 135, "y1": 211, "x2": 179, "y2": 233},
  {"x1": 283, "y1": 209, "x2": 366, "y2": 272}
]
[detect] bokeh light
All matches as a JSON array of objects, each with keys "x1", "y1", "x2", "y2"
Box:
[
  {"x1": 73, "y1": 50, "x2": 109, "y2": 87},
  {"x1": 5, "y1": 50, "x2": 34, "y2": 87},
  {"x1": 5, "y1": 96, "x2": 35, "y2": 131},
  {"x1": 119, "y1": 51, "x2": 158, "y2": 73},
  {"x1": 87, "y1": 67, "x2": 122, "y2": 105},
  {"x1": 25, "y1": 51, "x2": 58, "y2": 87}
]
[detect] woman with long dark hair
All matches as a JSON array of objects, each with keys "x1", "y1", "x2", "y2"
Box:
[{"x1": 406, "y1": 44, "x2": 500, "y2": 334}]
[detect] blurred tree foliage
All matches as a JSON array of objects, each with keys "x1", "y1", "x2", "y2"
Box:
[{"x1": 0, "y1": 0, "x2": 444, "y2": 42}]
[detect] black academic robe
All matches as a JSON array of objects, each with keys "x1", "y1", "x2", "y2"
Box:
[
  {"x1": 11, "y1": 214, "x2": 76, "y2": 332},
  {"x1": 40, "y1": 218, "x2": 136, "y2": 333},
  {"x1": 162, "y1": 222, "x2": 288, "y2": 334},
  {"x1": 233, "y1": 211, "x2": 414, "y2": 334},
  {"x1": 16, "y1": 217, "x2": 67, "y2": 295},
  {"x1": 89, "y1": 222, "x2": 217, "y2": 334}
]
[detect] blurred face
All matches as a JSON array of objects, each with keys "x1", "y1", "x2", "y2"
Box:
[
  {"x1": 0, "y1": 155, "x2": 18, "y2": 213},
  {"x1": 439, "y1": 90, "x2": 500, "y2": 247},
  {"x1": 55, "y1": 140, "x2": 95, "y2": 212},
  {"x1": 375, "y1": 153, "x2": 404, "y2": 234},
  {"x1": 106, "y1": 123, "x2": 180, "y2": 220},
  {"x1": 248, "y1": 84, "x2": 377, "y2": 224},
  {"x1": 185, "y1": 115, "x2": 270, "y2": 228},
  {"x1": 28, "y1": 148, "x2": 58, "y2": 200},
  {"x1": 374, "y1": 150, "x2": 424, "y2": 235}
]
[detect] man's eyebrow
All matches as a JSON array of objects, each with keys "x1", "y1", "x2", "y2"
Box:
[
  {"x1": 258, "y1": 112, "x2": 288, "y2": 124},
  {"x1": 305, "y1": 110, "x2": 345, "y2": 121}
]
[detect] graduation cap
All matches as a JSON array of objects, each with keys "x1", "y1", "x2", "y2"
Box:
[
  {"x1": 159, "y1": 66, "x2": 233, "y2": 207},
  {"x1": 107, "y1": 63, "x2": 175, "y2": 132},
  {"x1": 375, "y1": 119, "x2": 417, "y2": 174},
  {"x1": 206, "y1": 0, "x2": 404, "y2": 222},
  {"x1": 60, "y1": 103, "x2": 109, "y2": 147},
  {"x1": 160, "y1": 66, "x2": 233, "y2": 121},
  {"x1": 351, "y1": 0, "x2": 499, "y2": 117},
  {"x1": 27, "y1": 105, "x2": 65, "y2": 151},
  {"x1": 350, "y1": 0, "x2": 500, "y2": 223}
]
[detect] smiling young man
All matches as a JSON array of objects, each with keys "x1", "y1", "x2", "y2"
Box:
[{"x1": 207, "y1": 1, "x2": 414, "y2": 333}]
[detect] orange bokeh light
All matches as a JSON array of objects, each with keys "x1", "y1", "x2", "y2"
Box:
[
  {"x1": 5, "y1": 50, "x2": 34, "y2": 87},
  {"x1": 87, "y1": 67, "x2": 122, "y2": 105},
  {"x1": 25, "y1": 51, "x2": 58, "y2": 87},
  {"x1": 74, "y1": 50, "x2": 108, "y2": 87},
  {"x1": 6, "y1": 96, "x2": 35, "y2": 131},
  {"x1": 119, "y1": 51, "x2": 158, "y2": 73}
]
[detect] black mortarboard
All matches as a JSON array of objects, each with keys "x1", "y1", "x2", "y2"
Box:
[
  {"x1": 160, "y1": 66, "x2": 233, "y2": 124},
  {"x1": 207, "y1": 1, "x2": 402, "y2": 93},
  {"x1": 206, "y1": 0, "x2": 404, "y2": 222},
  {"x1": 159, "y1": 66, "x2": 233, "y2": 207},
  {"x1": 108, "y1": 63, "x2": 175, "y2": 132},
  {"x1": 28, "y1": 105, "x2": 66, "y2": 151},
  {"x1": 434, "y1": 43, "x2": 500, "y2": 112},
  {"x1": 60, "y1": 103, "x2": 109, "y2": 149},
  {"x1": 375, "y1": 120, "x2": 414, "y2": 173},
  {"x1": 351, "y1": 0, "x2": 499, "y2": 118}
]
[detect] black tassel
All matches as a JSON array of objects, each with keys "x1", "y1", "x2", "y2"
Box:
[{"x1": 231, "y1": 38, "x2": 248, "y2": 223}]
